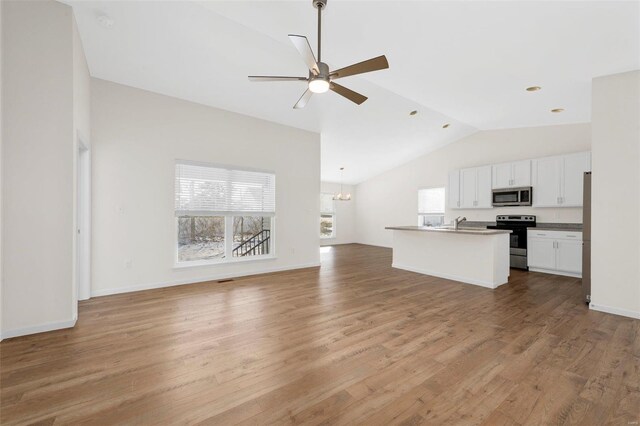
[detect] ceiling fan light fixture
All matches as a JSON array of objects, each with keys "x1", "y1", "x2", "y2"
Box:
[{"x1": 309, "y1": 78, "x2": 330, "y2": 94}]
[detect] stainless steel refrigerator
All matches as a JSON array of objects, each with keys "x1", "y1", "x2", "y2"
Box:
[{"x1": 582, "y1": 172, "x2": 591, "y2": 303}]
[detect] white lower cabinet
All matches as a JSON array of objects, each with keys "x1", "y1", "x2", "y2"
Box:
[
  {"x1": 527, "y1": 237, "x2": 556, "y2": 270},
  {"x1": 527, "y1": 230, "x2": 582, "y2": 277}
]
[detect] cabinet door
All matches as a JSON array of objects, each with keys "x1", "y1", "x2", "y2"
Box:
[
  {"x1": 492, "y1": 163, "x2": 512, "y2": 189},
  {"x1": 512, "y1": 160, "x2": 532, "y2": 187},
  {"x1": 476, "y1": 166, "x2": 493, "y2": 208},
  {"x1": 527, "y1": 237, "x2": 556, "y2": 270},
  {"x1": 459, "y1": 168, "x2": 477, "y2": 209},
  {"x1": 561, "y1": 152, "x2": 591, "y2": 207},
  {"x1": 532, "y1": 157, "x2": 561, "y2": 207},
  {"x1": 448, "y1": 170, "x2": 461, "y2": 209},
  {"x1": 556, "y1": 240, "x2": 582, "y2": 275}
]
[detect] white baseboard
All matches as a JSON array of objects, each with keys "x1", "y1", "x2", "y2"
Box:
[
  {"x1": 589, "y1": 303, "x2": 640, "y2": 320},
  {"x1": 92, "y1": 262, "x2": 321, "y2": 298},
  {"x1": 1, "y1": 319, "x2": 77, "y2": 340},
  {"x1": 392, "y1": 263, "x2": 506, "y2": 289}
]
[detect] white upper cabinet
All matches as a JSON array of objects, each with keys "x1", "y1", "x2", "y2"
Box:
[
  {"x1": 460, "y1": 168, "x2": 477, "y2": 208},
  {"x1": 492, "y1": 163, "x2": 512, "y2": 189},
  {"x1": 459, "y1": 166, "x2": 492, "y2": 209},
  {"x1": 532, "y1": 152, "x2": 590, "y2": 207},
  {"x1": 492, "y1": 160, "x2": 531, "y2": 189},
  {"x1": 512, "y1": 160, "x2": 532, "y2": 187},
  {"x1": 449, "y1": 151, "x2": 589, "y2": 210},
  {"x1": 532, "y1": 156, "x2": 562, "y2": 206},
  {"x1": 448, "y1": 170, "x2": 461, "y2": 209},
  {"x1": 476, "y1": 166, "x2": 492, "y2": 208}
]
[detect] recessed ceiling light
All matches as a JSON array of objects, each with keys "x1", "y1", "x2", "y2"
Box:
[
  {"x1": 96, "y1": 14, "x2": 115, "y2": 29},
  {"x1": 442, "y1": 123, "x2": 450, "y2": 129},
  {"x1": 526, "y1": 86, "x2": 542, "y2": 92},
  {"x1": 551, "y1": 108, "x2": 565, "y2": 113},
  {"x1": 409, "y1": 110, "x2": 418, "y2": 116}
]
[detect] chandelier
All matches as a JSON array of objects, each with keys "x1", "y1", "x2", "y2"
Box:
[{"x1": 333, "y1": 167, "x2": 351, "y2": 201}]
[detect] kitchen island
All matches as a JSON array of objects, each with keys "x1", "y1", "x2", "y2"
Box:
[{"x1": 385, "y1": 226, "x2": 512, "y2": 288}]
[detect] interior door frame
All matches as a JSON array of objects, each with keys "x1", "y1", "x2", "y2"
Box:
[{"x1": 76, "y1": 137, "x2": 91, "y2": 302}]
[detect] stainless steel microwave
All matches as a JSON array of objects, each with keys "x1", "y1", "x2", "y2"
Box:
[{"x1": 492, "y1": 187, "x2": 532, "y2": 207}]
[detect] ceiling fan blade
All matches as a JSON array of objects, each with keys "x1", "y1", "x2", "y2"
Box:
[
  {"x1": 330, "y1": 82, "x2": 368, "y2": 105},
  {"x1": 293, "y1": 88, "x2": 313, "y2": 109},
  {"x1": 288, "y1": 34, "x2": 319, "y2": 74},
  {"x1": 248, "y1": 76, "x2": 308, "y2": 82},
  {"x1": 330, "y1": 55, "x2": 389, "y2": 79}
]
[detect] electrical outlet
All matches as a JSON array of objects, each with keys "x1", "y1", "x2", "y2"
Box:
[{"x1": 125, "y1": 260, "x2": 132, "y2": 269}]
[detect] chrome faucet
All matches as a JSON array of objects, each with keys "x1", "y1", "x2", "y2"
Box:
[{"x1": 453, "y1": 216, "x2": 467, "y2": 230}]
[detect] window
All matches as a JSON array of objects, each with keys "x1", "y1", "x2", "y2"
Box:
[
  {"x1": 320, "y1": 193, "x2": 335, "y2": 239},
  {"x1": 175, "y1": 161, "x2": 275, "y2": 264},
  {"x1": 418, "y1": 187, "x2": 445, "y2": 227}
]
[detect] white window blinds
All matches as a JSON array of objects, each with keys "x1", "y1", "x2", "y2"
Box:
[
  {"x1": 320, "y1": 193, "x2": 335, "y2": 213},
  {"x1": 418, "y1": 187, "x2": 445, "y2": 214},
  {"x1": 175, "y1": 161, "x2": 276, "y2": 216}
]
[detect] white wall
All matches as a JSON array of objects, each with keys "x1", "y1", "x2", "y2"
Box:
[
  {"x1": 320, "y1": 182, "x2": 356, "y2": 246},
  {"x1": 91, "y1": 79, "x2": 320, "y2": 296},
  {"x1": 591, "y1": 70, "x2": 640, "y2": 319},
  {"x1": 1, "y1": 0, "x2": 79, "y2": 337},
  {"x1": 355, "y1": 124, "x2": 591, "y2": 248}
]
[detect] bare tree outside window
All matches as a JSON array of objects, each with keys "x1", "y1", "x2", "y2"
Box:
[{"x1": 177, "y1": 216, "x2": 225, "y2": 261}]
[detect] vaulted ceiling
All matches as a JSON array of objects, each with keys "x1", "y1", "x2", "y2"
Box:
[{"x1": 65, "y1": 1, "x2": 640, "y2": 183}]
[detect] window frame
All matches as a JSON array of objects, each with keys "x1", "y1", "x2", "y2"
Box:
[
  {"x1": 174, "y1": 160, "x2": 277, "y2": 268},
  {"x1": 320, "y1": 192, "x2": 336, "y2": 240},
  {"x1": 417, "y1": 186, "x2": 446, "y2": 227}
]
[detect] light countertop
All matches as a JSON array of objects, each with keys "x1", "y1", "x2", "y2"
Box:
[{"x1": 385, "y1": 226, "x2": 512, "y2": 235}]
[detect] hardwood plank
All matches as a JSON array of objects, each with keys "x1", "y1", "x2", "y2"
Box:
[{"x1": 1, "y1": 244, "x2": 638, "y2": 425}]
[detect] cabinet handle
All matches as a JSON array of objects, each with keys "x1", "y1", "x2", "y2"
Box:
[{"x1": 557, "y1": 197, "x2": 561, "y2": 204}]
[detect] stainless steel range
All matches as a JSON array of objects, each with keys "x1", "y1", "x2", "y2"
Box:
[{"x1": 487, "y1": 215, "x2": 536, "y2": 270}]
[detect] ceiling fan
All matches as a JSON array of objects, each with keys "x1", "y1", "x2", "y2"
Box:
[{"x1": 248, "y1": 0, "x2": 389, "y2": 109}]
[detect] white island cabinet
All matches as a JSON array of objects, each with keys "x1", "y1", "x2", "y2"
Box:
[{"x1": 386, "y1": 226, "x2": 512, "y2": 289}]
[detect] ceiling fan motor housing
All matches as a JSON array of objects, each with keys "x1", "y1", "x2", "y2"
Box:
[
  {"x1": 313, "y1": 0, "x2": 327, "y2": 10},
  {"x1": 313, "y1": 62, "x2": 330, "y2": 79}
]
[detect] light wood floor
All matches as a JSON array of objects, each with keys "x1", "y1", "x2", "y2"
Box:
[{"x1": 1, "y1": 244, "x2": 638, "y2": 425}]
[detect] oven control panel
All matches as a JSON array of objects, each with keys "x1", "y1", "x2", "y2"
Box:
[{"x1": 496, "y1": 215, "x2": 536, "y2": 222}]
